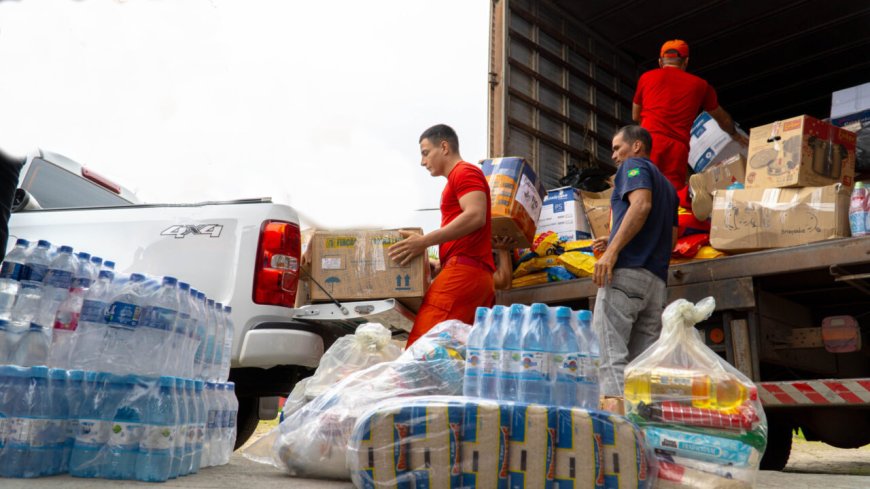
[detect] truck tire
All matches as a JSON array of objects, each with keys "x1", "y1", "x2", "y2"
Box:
[
  {"x1": 234, "y1": 396, "x2": 260, "y2": 451},
  {"x1": 760, "y1": 413, "x2": 793, "y2": 471}
]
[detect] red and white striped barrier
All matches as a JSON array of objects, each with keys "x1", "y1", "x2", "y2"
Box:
[{"x1": 758, "y1": 378, "x2": 870, "y2": 406}]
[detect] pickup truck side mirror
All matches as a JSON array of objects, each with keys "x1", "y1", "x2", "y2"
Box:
[{"x1": 12, "y1": 188, "x2": 42, "y2": 212}]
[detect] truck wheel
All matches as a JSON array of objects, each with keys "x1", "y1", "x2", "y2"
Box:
[
  {"x1": 760, "y1": 414, "x2": 793, "y2": 471},
  {"x1": 234, "y1": 396, "x2": 260, "y2": 451}
]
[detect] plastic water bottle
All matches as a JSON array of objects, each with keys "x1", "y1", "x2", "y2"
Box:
[
  {"x1": 201, "y1": 382, "x2": 216, "y2": 467},
  {"x1": 15, "y1": 321, "x2": 50, "y2": 367},
  {"x1": 70, "y1": 371, "x2": 113, "y2": 478},
  {"x1": 104, "y1": 273, "x2": 147, "y2": 374},
  {"x1": 104, "y1": 375, "x2": 145, "y2": 480},
  {"x1": 135, "y1": 376, "x2": 177, "y2": 482},
  {"x1": 88, "y1": 256, "x2": 103, "y2": 279},
  {"x1": 0, "y1": 319, "x2": 13, "y2": 363},
  {"x1": 43, "y1": 245, "x2": 77, "y2": 304},
  {"x1": 102, "y1": 260, "x2": 116, "y2": 272},
  {"x1": 169, "y1": 377, "x2": 186, "y2": 478},
  {"x1": 2, "y1": 367, "x2": 52, "y2": 477},
  {"x1": 217, "y1": 384, "x2": 231, "y2": 465},
  {"x1": 63, "y1": 369, "x2": 85, "y2": 473},
  {"x1": 10, "y1": 280, "x2": 44, "y2": 332},
  {"x1": 181, "y1": 379, "x2": 196, "y2": 474},
  {"x1": 138, "y1": 277, "x2": 180, "y2": 376},
  {"x1": 479, "y1": 305, "x2": 506, "y2": 400},
  {"x1": 20, "y1": 239, "x2": 52, "y2": 282},
  {"x1": 201, "y1": 299, "x2": 217, "y2": 379},
  {"x1": 850, "y1": 182, "x2": 868, "y2": 237},
  {"x1": 1, "y1": 238, "x2": 30, "y2": 280},
  {"x1": 498, "y1": 304, "x2": 527, "y2": 402},
  {"x1": 209, "y1": 302, "x2": 226, "y2": 381},
  {"x1": 224, "y1": 382, "x2": 238, "y2": 463},
  {"x1": 193, "y1": 380, "x2": 206, "y2": 470},
  {"x1": 551, "y1": 307, "x2": 580, "y2": 408},
  {"x1": 577, "y1": 310, "x2": 601, "y2": 409},
  {"x1": 219, "y1": 306, "x2": 234, "y2": 382},
  {"x1": 517, "y1": 303, "x2": 553, "y2": 405},
  {"x1": 48, "y1": 263, "x2": 93, "y2": 369},
  {"x1": 0, "y1": 277, "x2": 19, "y2": 322},
  {"x1": 192, "y1": 291, "x2": 208, "y2": 379},
  {"x1": 71, "y1": 270, "x2": 115, "y2": 371},
  {"x1": 463, "y1": 307, "x2": 490, "y2": 398},
  {"x1": 212, "y1": 383, "x2": 227, "y2": 466},
  {"x1": 47, "y1": 368, "x2": 70, "y2": 476}
]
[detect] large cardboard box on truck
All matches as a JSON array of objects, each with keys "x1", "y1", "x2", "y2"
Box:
[
  {"x1": 745, "y1": 115, "x2": 857, "y2": 189},
  {"x1": 710, "y1": 184, "x2": 851, "y2": 252},
  {"x1": 537, "y1": 186, "x2": 592, "y2": 241},
  {"x1": 309, "y1": 229, "x2": 428, "y2": 302},
  {"x1": 700, "y1": 154, "x2": 747, "y2": 192},
  {"x1": 689, "y1": 111, "x2": 748, "y2": 173},
  {"x1": 480, "y1": 157, "x2": 546, "y2": 248},
  {"x1": 579, "y1": 188, "x2": 613, "y2": 239}
]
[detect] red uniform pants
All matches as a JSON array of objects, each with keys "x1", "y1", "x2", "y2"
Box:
[
  {"x1": 406, "y1": 257, "x2": 495, "y2": 347},
  {"x1": 649, "y1": 133, "x2": 690, "y2": 191}
]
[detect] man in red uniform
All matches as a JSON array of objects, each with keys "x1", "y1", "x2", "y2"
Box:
[
  {"x1": 389, "y1": 124, "x2": 495, "y2": 346},
  {"x1": 633, "y1": 39, "x2": 747, "y2": 191}
]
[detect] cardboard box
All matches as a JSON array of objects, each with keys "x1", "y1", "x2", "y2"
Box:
[
  {"x1": 579, "y1": 188, "x2": 613, "y2": 239},
  {"x1": 700, "y1": 154, "x2": 746, "y2": 192},
  {"x1": 480, "y1": 157, "x2": 546, "y2": 248},
  {"x1": 689, "y1": 111, "x2": 748, "y2": 173},
  {"x1": 309, "y1": 229, "x2": 427, "y2": 302},
  {"x1": 537, "y1": 186, "x2": 592, "y2": 241},
  {"x1": 745, "y1": 115, "x2": 857, "y2": 189},
  {"x1": 710, "y1": 184, "x2": 850, "y2": 252},
  {"x1": 831, "y1": 81, "x2": 870, "y2": 120}
]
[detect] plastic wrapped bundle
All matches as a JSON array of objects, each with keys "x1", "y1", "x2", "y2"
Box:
[
  {"x1": 623, "y1": 298, "x2": 767, "y2": 489},
  {"x1": 347, "y1": 396, "x2": 657, "y2": 489},
  {"x1": 243, "y1": 320, "x2": 470, "y2": 480}
]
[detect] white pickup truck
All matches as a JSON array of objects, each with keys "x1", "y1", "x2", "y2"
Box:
[{"x1": 6, "y1": 150, "x2": 415, "y2": 448}]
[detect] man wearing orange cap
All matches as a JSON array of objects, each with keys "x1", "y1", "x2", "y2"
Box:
[
  {"x1": 633, "y1": 39, "x2": 747, "y2": 191},
  {"x1": 389, "y1": 124, "x2": 495, "y2": 347}
]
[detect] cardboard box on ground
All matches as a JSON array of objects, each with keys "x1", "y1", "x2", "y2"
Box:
[
  {"x1": 308, "y1": 229, "x2": 428, "y2": 304},
  {"x1": 745, "y1": 115, "x2": 857, "y2": 189},
  {"x1": 709, "y1": 184, "x2": 851, "y2": 252},
  {"x1": 480, "y1": 157, "x2": 546, "y2": 248},
  {"x1": 536, "y1": 186, "x2": 593, "y2": 241}
]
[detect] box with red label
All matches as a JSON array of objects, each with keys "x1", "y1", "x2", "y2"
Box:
[
  {"x1": 480, "y1": 157, "x2": 546, "y2": 248},
  {"x1": 745, "y1": 115, "x2": 856, "y2": 189}
]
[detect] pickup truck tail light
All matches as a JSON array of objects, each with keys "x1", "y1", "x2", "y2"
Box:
[{"x1": 253, "y1": 220, "x2": 301, "y2": 308}]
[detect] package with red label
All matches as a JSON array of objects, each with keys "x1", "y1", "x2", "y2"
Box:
[{"x1": 481, "y1": 157, "x2": 546, "y2": 249}]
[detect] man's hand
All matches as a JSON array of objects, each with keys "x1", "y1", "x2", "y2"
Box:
[
  {"x1": 492, "y1": 235, "x2": 517, "y2": 250},
  {"x1": 388, "y1": 230, "x2": 429, "y2": 266},
  {"x1": 429, "y1": 257, "x2": 441, "y2": 278},
  {"x1": 593, "y1": 250, "x2": 617, "y2": 287},
  {"x1": 592, "y1": 236, "x2": 609, "y2": 253}
]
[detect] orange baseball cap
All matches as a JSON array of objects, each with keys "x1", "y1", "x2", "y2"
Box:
[{"x1": 660, "y1": 39, "x2": 689, "y2": 58}]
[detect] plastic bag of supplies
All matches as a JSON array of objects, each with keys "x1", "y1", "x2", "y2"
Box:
[
  {"x1": 623, "y1": 297, "x2": 767, "y2": 489},
  {"x1": 242, "y1": 320, "x2": 469, "y2": 480}
]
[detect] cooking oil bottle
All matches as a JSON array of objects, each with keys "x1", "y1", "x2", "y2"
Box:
[{"x1": 624, "y1": 368, "x2": 751, "y2": 411}]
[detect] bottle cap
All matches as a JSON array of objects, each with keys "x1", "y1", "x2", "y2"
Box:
[
  {"x1": 59, "y1": 245, "x2": 73, "y2": 254},
  {"x1": 37, "y1": 240, "x2": 51, "y2": 248},
  {"x1": 555, "y1": 306, "x2": 571, "y2": 320},
  {"x1": 15, "y1": 238, "x2": 29, "y2": 246}
]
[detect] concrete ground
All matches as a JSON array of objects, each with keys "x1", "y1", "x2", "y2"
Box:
[{"x1": 3, "y1": 427, "x2": 869, "y2": 488}]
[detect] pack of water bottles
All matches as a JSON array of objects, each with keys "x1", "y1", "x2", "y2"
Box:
[
  {"x1": 464, "y1": 303, "x2": 601, "y2": 409},
  {"x1": 0, "y1": 238, "x2": 234, "y2": 381},
  {"x1": 0, "y1": 365, "x2": 239, "y2": 481}
]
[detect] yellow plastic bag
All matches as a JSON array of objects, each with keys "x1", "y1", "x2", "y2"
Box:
[
  {"x1": 695, "y1": 246, "x2": 725, "y2": 260},
  {"x1": 511, "y1": 271, "x2": 549, "y2": 288},
  {"x1": 563, "y1": 239, "x2": 594, "y2": 252},
  {"x1": 558, "y1": 252, "x2": 596, "y2": 277},
  {"x1": 532, "y1": 231, "x2": 561, "y2": 256},
  {"x1": 513, "y1": 255, "x2": 561, "y2": 278}
]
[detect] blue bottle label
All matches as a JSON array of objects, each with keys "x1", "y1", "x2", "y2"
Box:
[
  {"x1": 80, "y1": 300, "x2": 108, "y2": 323},
  {"x1": 207, "y1": 410, "x2": 218, "y2": 429},
  {"x1": 143, "y1": 306, "x2": 177, "y2": 331},
  {"x1": 108, "y1": 422, "x2": 144, "y2": 450},
  {"x1": 76, "y1": 420, "x2": 112, "y2": 446},
  {"x1": 554, "y1": 353, "x2": 579, "y2": 382},
  {"x1": 105, "y1": 301, "x2": 142, "y2": 329},
  {"x1": 21, "y1": 263, "x2": 48, "y2": 282},
  {"x1": 0, "y1": 261, "x2": 22, "y2": 280},
  {"x1": 481, "y1": 348, "x2": 501, "y2": 377},
  {"x1": 44, "y1": 269, "x2": 73, "y2": 289}
]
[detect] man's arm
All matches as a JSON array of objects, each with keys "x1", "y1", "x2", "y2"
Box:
[
  {"x1": 493, "y1": 249, "x2": 513, "y2": 290},
  {"x1": 388, "y1": 190, "x2": 488, "y2": 265},
  {"x1": 672, "y1": 226, "x2": 679, "y2": 249},
  {"x1": 632, "y1": 103, "x2": 642, "y2": 123},
  {"x1": 708, "y1": 106, "x2": 748, "y2": 146},
  {"x1": 592, "y1": 188, "x2": 652, "y2": 286}
]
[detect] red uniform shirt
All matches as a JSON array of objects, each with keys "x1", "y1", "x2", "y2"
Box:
[
  {"x1": 439, "y1": 162, "x2": 495, "y2": 270},
  {"x1": 634, "y1": 67, "x2": 719, "y2": 146}
]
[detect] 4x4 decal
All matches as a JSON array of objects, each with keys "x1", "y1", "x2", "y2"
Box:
[{"x1": 161, "y1": 224, "x2": 224, "y2": 239}]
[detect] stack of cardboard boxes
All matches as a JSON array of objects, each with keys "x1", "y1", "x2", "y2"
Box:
[{"x1": 709, "y1": 115, "x2": 857, "y2": 252}]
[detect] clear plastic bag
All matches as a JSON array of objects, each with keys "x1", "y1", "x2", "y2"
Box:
[
  {"x1": 243, "y1": 320, "x2": 470, "y2": 480},
  {"x1": 623, "y1": 298, "x2": 766, "y2": 489},
  {"x1": 347, "y1": 396, "x2": 657, "y2": 489},
  {"x1": 304, "y1": 323, "x2": 403, "y2": 399}
]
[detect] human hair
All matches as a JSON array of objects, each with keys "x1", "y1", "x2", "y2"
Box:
[
  {"x1": 419, "y1": 124, "x2": 459, "y2": 153},
  {"x1": 617, "y1": 125, "x2": 653, "y2": 154}
]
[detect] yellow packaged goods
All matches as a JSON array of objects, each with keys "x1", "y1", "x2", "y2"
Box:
[
  {"x1": 579, "y1": 188, "x2": 613, "y2": 239},
  {"x1": 710, "y1": 184, "x2": 850, "y2": 252},
  {"x1": 745, "y1": 114, "x2": 857, "y2": 189},
  {"x1": 511, "y1": 272, "x2": 548, "y2": 289},
  {"x1": 695, "y1": 246, "x2": 725, "y2": 260},
  {"x1": 309, "y1": 229, "x2": 428, "y2": 301},
  {"x1": 531, "y1": 231, "x2": 561, "y2": 256},
  {"x1": 513, "y1": 255, "x2": 560, "y2": 278},
  {"x1": 481, "y1": 157, "x2": 546, "y2": 248},
  {"x1": 558, "y1": 252, "x2": 596, "y2": 278},
  {"x1": 563, "y1": 240, "x2": 594, "y2": 252}
]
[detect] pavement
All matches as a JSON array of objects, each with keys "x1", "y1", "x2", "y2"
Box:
[{"x1": 2, "y1": 433, "x2": 868, "y2": 488}]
